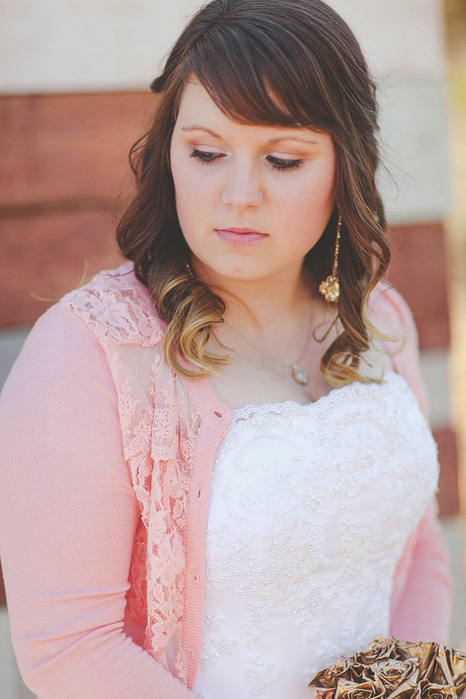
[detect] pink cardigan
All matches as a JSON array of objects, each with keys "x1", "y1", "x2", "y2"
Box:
[{"x1": 0, "y1": 261, "x2": 453, "y2": 698}]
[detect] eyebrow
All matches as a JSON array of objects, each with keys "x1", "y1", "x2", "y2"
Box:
[{"x1": 180, "y1": 125, "x2": 319, "y2": 145}]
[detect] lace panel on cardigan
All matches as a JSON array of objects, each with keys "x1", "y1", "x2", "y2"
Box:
[
  {"x1": 61, "y1": 267, "x2": 202, "y2": 687},
  {"x1": 108, "y1": 342, "x2": 201, "y2": 685},
  {"x1": 61, "y1": 262, "x2": 164, "y2": 347}
]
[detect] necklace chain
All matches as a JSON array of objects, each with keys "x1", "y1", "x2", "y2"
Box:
[
  {"x1": 222, "y1": 308, "x2": 314, "y2": 386},
  {"x1": 223, "y1": 314, "x2": 312, "y2": 368}
]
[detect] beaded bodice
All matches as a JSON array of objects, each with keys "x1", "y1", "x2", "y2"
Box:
[{"x1": 192, "y1": 370, "x2": 439, "y2": 698}]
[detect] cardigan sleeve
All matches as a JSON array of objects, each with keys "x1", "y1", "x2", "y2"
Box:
[
  {"x1": 373, "y1": 284, "x2": 455, "y2": 643},
  {"x1": 0, "y1": 304, "x2": 194, "y2": 699},
  {"x1": 390, "y1": 495, "x2": 454, "y2": 643}
]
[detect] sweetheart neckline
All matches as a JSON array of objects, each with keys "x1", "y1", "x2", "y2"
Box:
[{"x1": 230, "y1": 369, "x2": 411, "y2": 419}]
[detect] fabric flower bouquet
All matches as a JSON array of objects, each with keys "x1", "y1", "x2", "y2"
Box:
[{"x1": 307, "y1": 635, "x2": 466, "y2": 699}]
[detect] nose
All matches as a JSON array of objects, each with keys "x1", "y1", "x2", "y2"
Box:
[{"x1": 221, "y1": 161, "x2": 263, "y2": 210}]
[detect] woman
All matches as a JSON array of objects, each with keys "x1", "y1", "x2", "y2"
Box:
[{"x1": 0, "y1": 0, "x2": 453, "y2": 697}]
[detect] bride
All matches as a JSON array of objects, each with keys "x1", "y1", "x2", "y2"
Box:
[{"x1": 0, "y1": 0, "x2": 453, "y2": 697}]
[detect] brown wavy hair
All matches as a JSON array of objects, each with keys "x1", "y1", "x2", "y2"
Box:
[{"x1": 116, "y1": 0, "x2": 399, "y2": 385}]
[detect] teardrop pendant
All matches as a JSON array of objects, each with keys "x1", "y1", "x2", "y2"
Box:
[{"x1": 292, "y1": 364, "x2": 309, "y2": 385}]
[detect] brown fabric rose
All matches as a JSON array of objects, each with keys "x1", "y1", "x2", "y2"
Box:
[
  {"x1": 396, "y1": 640, "x2": 437, "y2": 679},
  {"x1": 312, "y1": 659, "x2": 353, "y2": 689},
  {"x1": 445, "y1": 647, "x2": 466, "y2": 696},
  {"x1": 307, "y1": 636, "x2": 466, "y2": 699},
  {"x1": 335, "y1": 677, "x2": 385, "y2": 699},
  {"x1": 418, "y1": 680, "x2": 457, "y2": 699},
  {"x1": 372, "y1": 659, "x2": 418, "y2": 690},
  {"x1": 355, "y1": 637, "x2": 397, "y2": 666}
]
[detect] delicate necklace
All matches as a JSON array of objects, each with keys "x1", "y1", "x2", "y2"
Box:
[
  {"x1": 184, "y1": 258, "x2": 313, "y2": 385},
  {"x1": 223, "y1": 309, "x2": 314, "y2": 386}
]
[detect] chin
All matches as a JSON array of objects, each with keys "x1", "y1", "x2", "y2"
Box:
[{"x1": 214, "y1": 264, "x2": 271, "y2": 282}]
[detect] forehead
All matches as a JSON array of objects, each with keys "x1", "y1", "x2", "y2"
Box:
[
  {"x1": 175, "y1": 77, "x2": 324, "y2": 141},
  {"x1": 177, "y1": 78, "x2": 220, "y2": 116}
]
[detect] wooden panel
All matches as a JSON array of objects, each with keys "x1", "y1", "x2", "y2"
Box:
[
  {"x1": 0, "y1": 210, "x2": 124, "y2": 327},
  {"x1": 387, "y1": 223, "x2": 450, "y2": 350},
  {"x1": 435, "y1": 427, "x2": 460, "y2": 518},
  {"x1": 0, "y1": 92, "x2": 153, "y2": 209}
]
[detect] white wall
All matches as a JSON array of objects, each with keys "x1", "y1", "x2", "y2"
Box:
[
  {"x1": 1, "y1": 0, "x2": 195, "y2": 93},
  {"x1": 0, "y1": 0, "x2": 446, "y2": 92}
]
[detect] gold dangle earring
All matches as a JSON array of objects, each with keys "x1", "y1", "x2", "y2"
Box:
[
  {"x1": 319, "y1": 213, "x2": 342, "y2": 303},
  {"x1": 185, "y1": 259, "x2": 195, "y2": 280}
]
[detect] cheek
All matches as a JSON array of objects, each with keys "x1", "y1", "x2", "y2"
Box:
[
  {"x1": 274, "y1": 160, "x2": 336, "y2": 248},
  {"x1": 171, "y1": 155, "x2": 193, "y2": 204},
  {"x1": 277, "y1": 165, "x2": 335, "y2": 220},
  {"x1": 170, "y1": 153, "x2": 213, "y2": 249},
  {"x1": 172, "y1": 158, "x2": 214, "y2": 220},
  {"x1": 171, "y1": 158, "x2": 197, "y2": 223}
]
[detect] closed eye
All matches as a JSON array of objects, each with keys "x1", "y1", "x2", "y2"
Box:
[{"x1": 189, "y1": 149, "x2": 304, "y2": 171}]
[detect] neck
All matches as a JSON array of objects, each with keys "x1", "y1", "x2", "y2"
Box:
[{"x1": 189, "y1": 256, "x2": 316, "y2": 337}]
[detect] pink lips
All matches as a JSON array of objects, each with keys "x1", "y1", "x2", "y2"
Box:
[{"x1": 215, "y1": 228, "x2": 268, "y2": 246}]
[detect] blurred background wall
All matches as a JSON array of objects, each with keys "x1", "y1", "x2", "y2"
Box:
[{"x1": 0, "y1": 1, "x2": 465, "y2": 696}]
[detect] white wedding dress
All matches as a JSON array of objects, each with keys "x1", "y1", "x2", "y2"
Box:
[{"x1": 192, "y1": 370, "x2": 440, "y2": 699}]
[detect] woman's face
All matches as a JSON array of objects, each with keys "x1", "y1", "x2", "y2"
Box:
[{"x1": 169, "y1": 77, "x2": 336, "y2": 286}]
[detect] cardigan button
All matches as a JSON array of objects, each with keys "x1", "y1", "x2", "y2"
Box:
[
  {"x1": 213, "y1": 410, "x2": 222, "y2": 417},
  {"x1": 189, "y1": 648, "x2": 195, "y2": 658},
  {"x1": 193, "y1": 570, "x2": 199, "y2": 583}
]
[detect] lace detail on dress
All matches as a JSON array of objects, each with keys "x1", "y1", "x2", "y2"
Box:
[
  {"x1": 193, "y1": 371, "x2": 440, "y2": 698},
  {"x1": 199, "y1": 611, "x2": 238, "y2": 670}
]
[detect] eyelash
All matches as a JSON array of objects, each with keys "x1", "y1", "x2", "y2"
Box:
[{"x1": 188, "y1": 149, "x2": 304, "y2": 171}]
